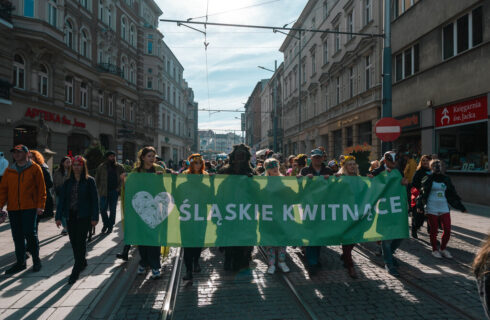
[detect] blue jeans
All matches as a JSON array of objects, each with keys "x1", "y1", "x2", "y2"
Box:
[
  {"x1": 100, "y1": 189, "x2": 118, "y2": 228},
  {"x1": 8, "y1": 209, "x2": 40, "y2": 265},
  {"x1": 306, "y1": 246, "x2": 321, "y2": 266},
  {"x1": 381, "y1": 239, "x2": 403, "y2": 267}
]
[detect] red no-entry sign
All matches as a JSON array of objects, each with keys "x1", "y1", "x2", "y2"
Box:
[{"x1": 375, "y1": 117, "x2": 401, "y2": 142}]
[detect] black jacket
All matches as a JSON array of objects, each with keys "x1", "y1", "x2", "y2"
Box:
[
  {"x1": 300, "y1": 163, "x2": 333, "y2": 176},
  {"x1": 370, "y1": 165, "x2": 403, "y2": 177},
  {"x1": 56, "y1": 176, "x2": 100, "y2": 222},
  {"x1": 412, "y1": 168, "x2": 430, "y2": 190},
  {"x1": 416, "y1": 174, "x2": 466, "y2": 212}
]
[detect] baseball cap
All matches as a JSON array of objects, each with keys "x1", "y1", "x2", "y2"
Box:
[
  {"x1": 310, "y1": 148, "x2": 324, "y2": 157},
  {"x1": 10, "y1": 144, "x2": 29, "y2": 153},
  {"x1": 382, "y1": 151, "x2": 396, "y2": 163}
]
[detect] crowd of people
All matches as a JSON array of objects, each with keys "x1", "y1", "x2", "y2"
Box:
[{"x1": 0, "y1": 143, "x2": 488, "y2": 317}]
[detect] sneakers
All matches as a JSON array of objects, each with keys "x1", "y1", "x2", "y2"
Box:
[
  {"x1": 137, "y1": 266, "x2": 146, "y2": 275},
  {"x1": 432, "y1": 250, "x2": 442, "y2": 258},
  {"x1": 277, "y1": 262, "x2": 290, "y2": 273},
  {"x1": 151, "y1": 269, "x2": 161, "y2": 279},
  {"x1": 5, "y1": 263, "x2": 26, "y2": 275},
  {"x1": 267, "y1": 265, "x2": 276, "y2": 275},
  {"x1": 440, "y1": 249, "x2": 453, "y2": 259}
]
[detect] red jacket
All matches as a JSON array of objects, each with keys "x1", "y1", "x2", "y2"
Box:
[{"x1": 0, "y1": 161, "x2": 46, "y2": 211}]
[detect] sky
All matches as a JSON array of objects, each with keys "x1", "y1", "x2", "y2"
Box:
[{"x1": 155, "y1": 0, "x2": 309, "y2": 132}]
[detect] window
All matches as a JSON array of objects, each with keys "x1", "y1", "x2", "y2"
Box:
[
  {"x1": 443, "y1": 7, "x2": 482, "y2": 60},
  {"x1": 99, "y1": 0, "x2": 104, "y2": 21},
  {"x1": 147, "y1": 76, "x2": 152, "y2": 89},
  {"x1": 121, "y1": 17, "x2": 127, "y2": 40},
  {"x1": 99, "y1": 91, "x2": 104, "y2": 114},
  {"x1": 24, "y1": 0, "x2": 34, "y2": 17},
  {"x1": 98, "y1": 50, "x2": 103, "y2": 63},
  {"x1": 323, "y1": 1, "x2": 328, "y2": 19},
  {"x1": 395, "y1": 44, "x2": 419, "y2": 82},
  {"x1": 336, "y1": 76, "x2": 340, "y2": 105},
  {"x1": 346, "y1": 126, "x2": 353, "y2": 146},
  {"x1": 121, "y1": 99, "x2": 126, "y2": 120},
  {"x1": 325, "y1": 85, "x2": 329, "y2": 110},
  {"x1": 121, "y1": 56, "x2": 127, "y2": 79},
  {"x1": 302, "y1": 62, "x2": 306, "y2": 83},
  {"x1": 38, "y1": 64, "x2": 48, "y2": 97},
  {"x1": 130, "y1": 103, "x2": 135, "y2": 122},
  {"x1": 130, "y1": 25, "x2": 135, "y2": 46},
  {"x1": 148, "y1": 40, "x2": 153, "y2": 54},
  {"x1": 347, "y1": 11, "x2": 354, "y2": 41},
  {"x1": 80, "y1": 82, "x2": 88, "y2": 109},
  {"x1": 365, "y1": 55, "x2": 371, "y2": 90},
  {"x1": 108, "y1": 95, "x2": 114, "y2": 116},
  {"x1": 80, "y1": 29, "x2": 90, "y2": 58},
  {"x1": 107, "y1": 7, "x2": 112, "y2": 28},
  {"x1": 358, "y1": 121, "x2": 372, "y2": 145},
  {"x1": 393, "y1": 0, "x2": 419, "y2": 19},
  {"x1": 65, "y1": 76, "x2": 73, "y2": 104},
  {"x1": 13, "y1": 54, "x2": 25, "y2": 90},
  {"x1": 130, "y1": 63, "x2": 135, "y2": 84},
  {"x1": 311, "y1": 51, "x2": 316, "y2": 74},
  {"x1": 65, "y1": 20, "x2": 74, "y2": 49},
  {"x1": 323, "y1": 40, "x2": 329, "y2": 64},
  {"x1": 349, "y1": 67, "x2": 354, "y2": 98},
  {"x1": 80, "y1": 0, "x2": 89, "y2": 10},
  {"x1": 334, "y1": 26, "x2": 340, "y2": 52},
  {"x1": 333, "y1": 129, "x2": 342, "y2": 158},
  {"x1": 48, "y1": 0, "x2": 57, "y2": 27},
  {"x1": 365, "y1": 0, "x2": 372, "y2": 25}
]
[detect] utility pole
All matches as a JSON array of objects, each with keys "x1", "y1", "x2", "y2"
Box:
[
  {"x1": 273, "y1": 60, "x2": 278, "y2": 152},
  {"x1": 382, "y1": 0, "x2": 392, "y2": 154},
  {"x1": 298, "y1": 31, "x2": 302, "y2": 136}
]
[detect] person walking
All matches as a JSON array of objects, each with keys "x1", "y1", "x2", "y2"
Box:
[
  {"x1": 56, "y1": 156, "x2": 99, "y2": 284},
  {"x1": 133, "y1": 146, "x2": 164, "y2": 279},
  {"x1": 417, "y1": 159, "x2": 466, "y2": 259},
  {"x1": 0, "y1": 151, "x2": 8, "y2": 183},
  {"x1": 53, "y1": 156, "x2": 72, "y2": 235},
  {"x1": 369, "y1": 151, "x2": 408, "y2": 276},
  {"x1": 264, "y1": 158, "x2": 290, "y2": 275},
  {"x1": 29, "y1": 150, "x2": 54, "y2": 218},
  {"x1": 300, "y1": 149, "x2": 333, "y2": 275},
  {"x1": 181, "y1": 153, "x2": 208, "y2": 280},
  {"x1": 337, "y1": 156, "x2": 359, "y2": 279},
  {"x1": 96, "y1": 151, "x2": 125, "y2": 234},
  {"x1": 0, "y1": 145, "x2": 46, "y2": 274},
  {"x1": 410, "y1": 155, "x2": 431, "y2": 238}
]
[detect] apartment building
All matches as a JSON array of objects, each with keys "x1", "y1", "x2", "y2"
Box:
[
  {"x1": 391, "y1": 0, "x2": 489, "y2": 204},
  {"x1": 0, "y1": 0, "x2": 197, "y2": 164},
  {"x1": 244, "y1": 79, "x2": 268, "y2": 151},
  {"x1": 280, "y1": 0, "x2": 383, "y2": 158}
]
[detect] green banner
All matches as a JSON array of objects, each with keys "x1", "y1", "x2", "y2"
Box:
[{"x1": 123, "y1": 171, "x2": 408, "y2": 247}]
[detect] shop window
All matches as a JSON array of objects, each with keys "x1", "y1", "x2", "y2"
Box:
[
  {"x1": 13, "y1": 54, "x2": 25, "y2": 90},
  {"x1": 333, "y1": 129, "x2": 342, "y2": 158},
  {"x1": 123, "y1": 141, "x2": 136, "y2": 162},
  {"x1": 346, "y1": 126, "x2": 353, "y2": 147},
  {"x1": 99, "y1": 134, "x2": 110, "y2": 150},
  {"x1": 14, "y1": 126, "x2": 37, "y2": 149},
  {"x1": 443, "y1": 7, "x2": 483, "y2": 60},
  {"x1": 437, "y1": 122, "x2": 488, "y2": 172},
  {"x1": 358, "y1": 121, "x2": 372, "y2": 145},
  {"x1": 38, "y1": 64, "x2": 48, "y2": 97},
  {"x1": 67, "y1": 133, "x2": 90, "y2": 156}
]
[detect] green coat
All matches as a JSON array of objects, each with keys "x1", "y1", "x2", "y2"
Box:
[{"x1": 95, "y1": 161, "x2": 125, "y2": 197}]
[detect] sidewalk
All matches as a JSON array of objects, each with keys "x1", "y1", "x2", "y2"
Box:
[{"x1": 0, "y1": 207, "x2": 126, "y2": 320}]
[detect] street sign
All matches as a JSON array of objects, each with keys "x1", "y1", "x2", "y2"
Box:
[
  {"x1": 375, "y1": 117, "x2": 401, "y2": 142},
  {"x1": 435, "y1": 96, "x2": 487, "y2": 128}
]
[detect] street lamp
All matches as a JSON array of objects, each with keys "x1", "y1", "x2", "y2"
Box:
[{"x1": 258, "y1": 61, "x2": 278, "y2": 152}]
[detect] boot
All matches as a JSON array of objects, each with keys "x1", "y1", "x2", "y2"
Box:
[
  {"x1": 193, "y1": 260, "x2": 201, "y2": 273},
  {"x1": 183, "y1": 269, "x2": 193, "y2": 280},
  {"x1": 116, "y1": 245, "x2": 131, "y2": 261},
  {"x1": 411, "y1": 226, "x2": 418, "y2": 239}
]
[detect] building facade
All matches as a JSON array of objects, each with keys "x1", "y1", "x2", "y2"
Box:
[
  {"x1": 0, "y1": 0, "x2": 197, "y2": 166},
  {"x1": 391, "y1": 0, "x2": 489, "y2": 204},
  {"x1": 244, "y1": 79, "x2": 268, "y2": 151},
  {"x1": 199, "y1": 130, "x2": 244, "y2": 159},
  {"x1": 280, "y1": 0, "x2": 383, "y2": 159}
]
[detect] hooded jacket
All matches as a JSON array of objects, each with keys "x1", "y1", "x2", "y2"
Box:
[
  {"x1": 0, "y1": 160, "x2": 47, "y2": 211},
  {"x1": 416, "y1": 174, "x2": 466, "y2": 212}
]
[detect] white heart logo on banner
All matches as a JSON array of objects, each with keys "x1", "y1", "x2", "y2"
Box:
[{"x1": 131, "y1": 191, "x2": 175, "y2": 229}]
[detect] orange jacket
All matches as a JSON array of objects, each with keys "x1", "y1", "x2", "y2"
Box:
[{"x1": 0, "y1": 161, "x2": 46, "y2": 211}]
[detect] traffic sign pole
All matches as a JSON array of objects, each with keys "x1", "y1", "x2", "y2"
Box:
[
  {"x1": 375, "y1": 118, "x2": 401, "y2": 142},
  {"x1": 382, "y1": 0, "x2": 392, "y2": 154}
]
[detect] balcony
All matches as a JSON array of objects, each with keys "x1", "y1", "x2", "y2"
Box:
[
  {"x1": 97, "y1": 63, "x2": 126, "y2": 86},
  {"x1": 0, "y1": 1, "x2": 14, "y2": 25}
]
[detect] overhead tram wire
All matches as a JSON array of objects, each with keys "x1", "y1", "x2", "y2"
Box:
[{"x1": 186, "y1": 0, "x2": 283, "y2": 21}]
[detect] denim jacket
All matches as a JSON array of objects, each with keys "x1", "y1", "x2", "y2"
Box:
[{"x1": 56, "y1": 176, "x2": 99, "y2": 222}]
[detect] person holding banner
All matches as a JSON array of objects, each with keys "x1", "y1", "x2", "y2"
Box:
[
  {"x1": 410, "y1": 155, "x2": 431, "y2": 238},
  {"x1": 337, "y1": 156, "x2": 359, "y2": 279},
  {"x1": 417, "y1": 159, "x2": 466, "y2": 259},
  {"x1": 133, "y1": 146, "x2": 164, "y2": 279},
  {"x1": 55, "y1": 156, "x2": 99, "y2": 284},
  {"x1": 181, "y1": 153, "x2": 208, "y2": 281},
  {"x1": 299, "y1": 149, "x2": 333, "y2": 276},
  {"x1": 263, "y1": 158, "x2": 290, "y2": 275}
]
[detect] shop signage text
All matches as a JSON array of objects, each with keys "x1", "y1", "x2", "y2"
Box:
[
  {"x1": 435, "y1": 96, "x2": 488, "y2": 128},
  {"x1": 395, "y1": 112, "x2": 419, "y2": 131},
  {"x1": 24, "y1": 108, "x2": 86, "y2": 128}
]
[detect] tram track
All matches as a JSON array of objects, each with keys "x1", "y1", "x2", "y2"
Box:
[
  {"x1": 257, "y1": 246, "x2": 319, "y2": 320},
  {"x1": 354, "y1": 243, "x2": 480, "y2": 320}
]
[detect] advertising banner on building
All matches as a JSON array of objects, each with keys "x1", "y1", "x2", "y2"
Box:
[
  {"x1": 123, "y1": 172, "x2": 409, "y2": 247},
  {"x1": 435, "y1": 96, "x2": 488, "y2": 128}
]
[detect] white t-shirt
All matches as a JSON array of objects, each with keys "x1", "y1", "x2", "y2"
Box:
[{"x1": 426, "y1": 181, "x2": 450, "y2": 215}]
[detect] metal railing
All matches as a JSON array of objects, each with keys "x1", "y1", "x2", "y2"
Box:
[{"x1": 97, "y1": 63, "x2": 123, "y2": 78}]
